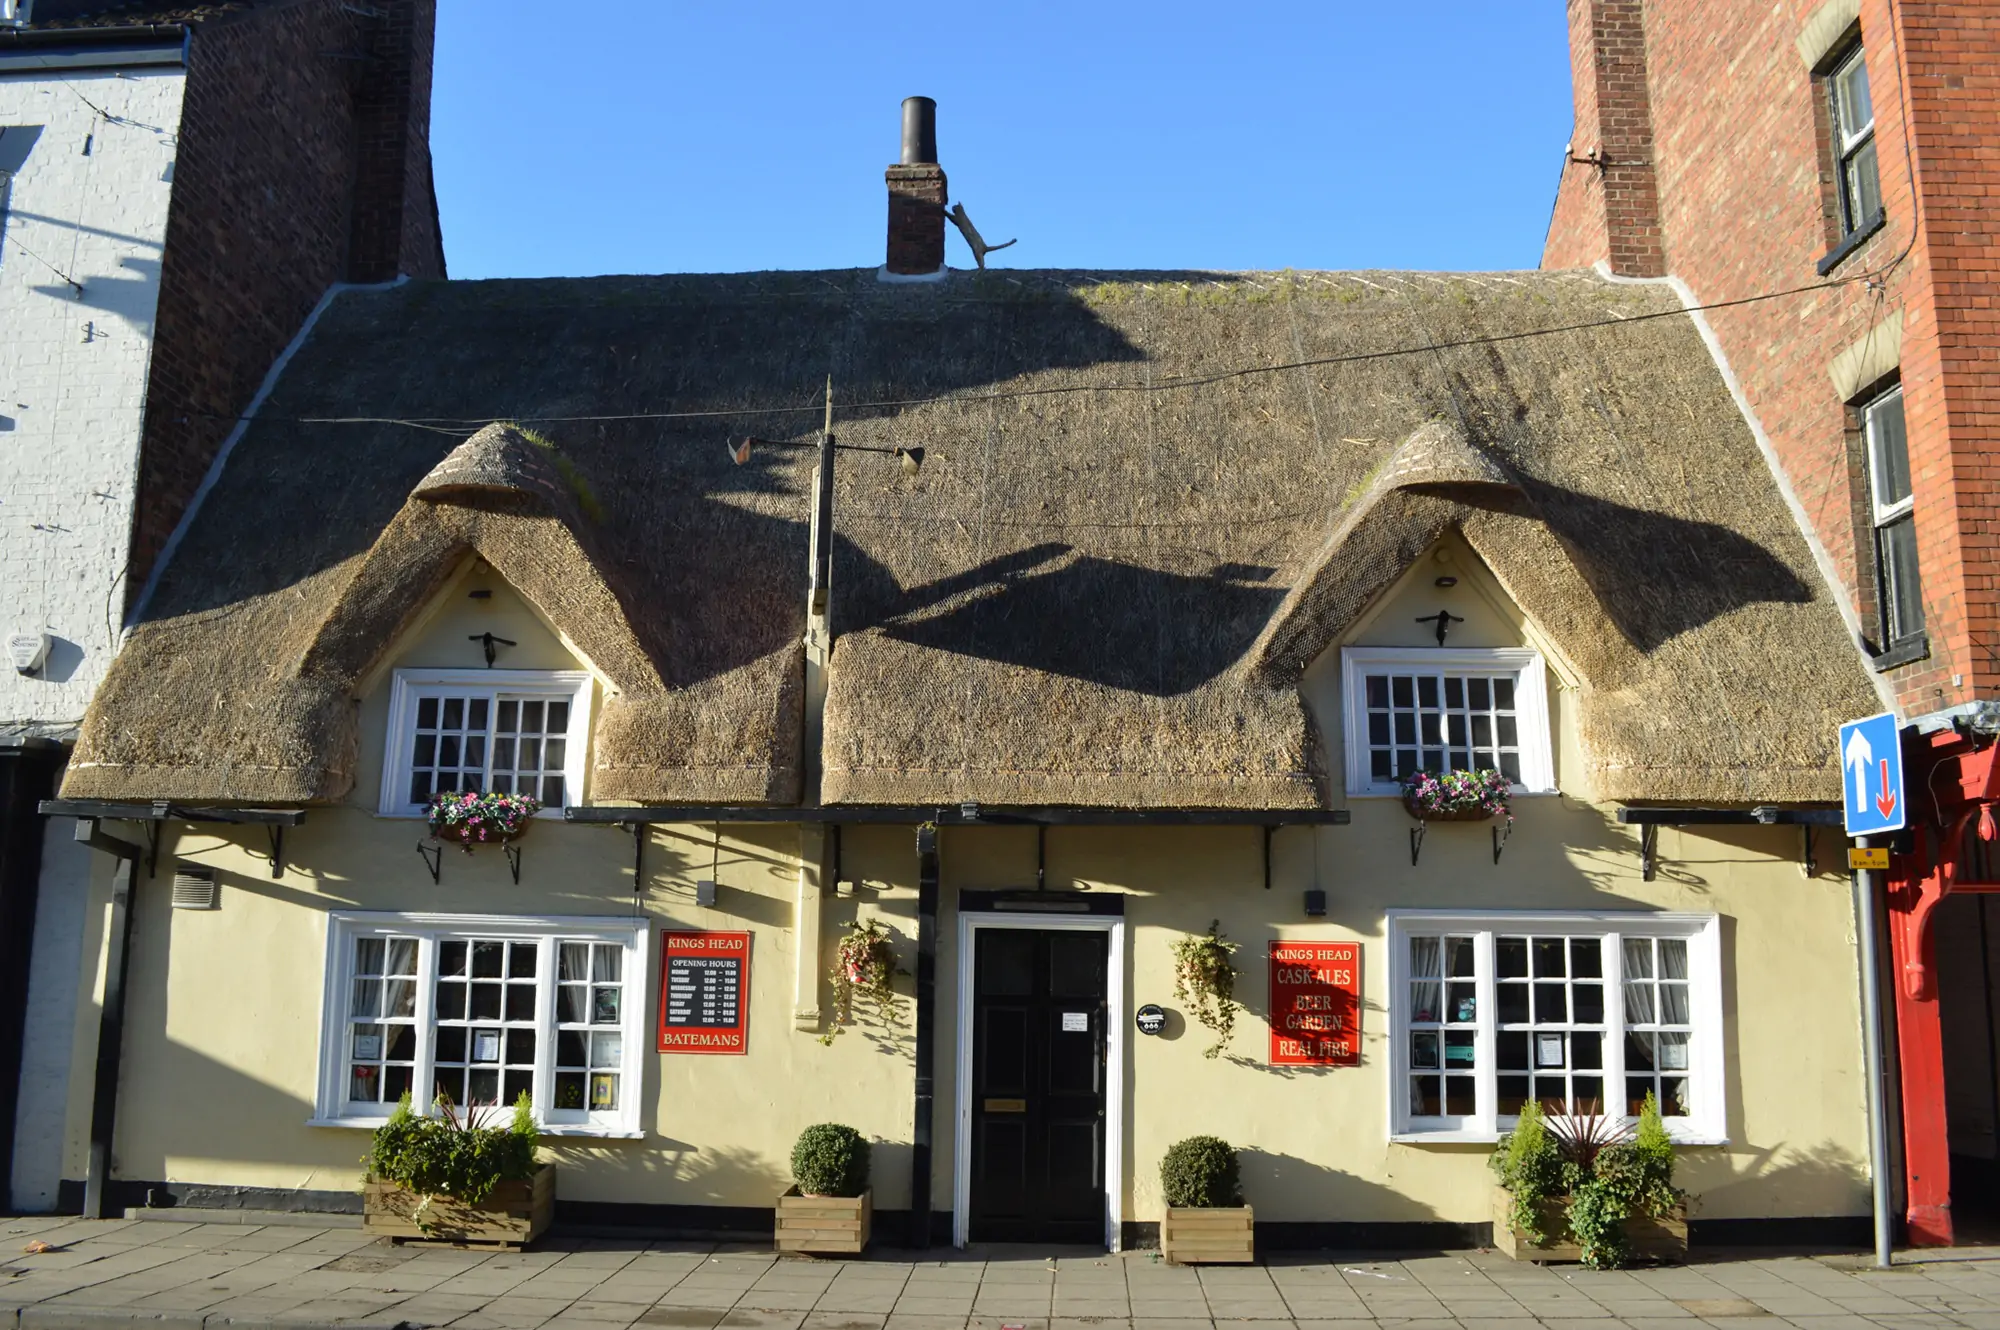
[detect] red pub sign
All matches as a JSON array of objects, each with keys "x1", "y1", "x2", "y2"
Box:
[
  {"x1": 1268, "y1": 940, "x2": 1361, "y2": 1066},
  {"x1": 658, "y1": 931, "x2": 750, "y2": 1054}
]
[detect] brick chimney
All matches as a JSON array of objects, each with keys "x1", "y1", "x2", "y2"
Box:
[
  {"x1": 885, "y1": 96, "x2": 947, "y2": 275},
  {"x1": 347, "y1": 0, "x2": 445, "y2": 282},
  {"x1": 1543, "y1": 0, "x2": 1665, "y2": 277}
]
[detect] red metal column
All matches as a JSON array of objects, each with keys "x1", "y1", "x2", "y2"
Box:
[{"x1": 1886, "y1": 849, "x2": 1954, "y2": 1245}]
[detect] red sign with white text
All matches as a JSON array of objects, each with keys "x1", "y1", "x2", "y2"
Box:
[
  {"x1": 1268, "y1": 940, "x2": 1361, "y2": 1066},
  {"x1": 658, "y1": 931, "x2": 750, "y2": 1054}
]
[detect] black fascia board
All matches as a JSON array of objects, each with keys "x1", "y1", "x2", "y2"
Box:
[
  {"x1": 565, "y1": 804, "x2": 1350, "y2": 828},
  {"x1": 38, "y1": 799, "x2": 307, "y2": 826},
  {"x1": 1615, "y1": 806, "x2": 1843, "y2": 826}
]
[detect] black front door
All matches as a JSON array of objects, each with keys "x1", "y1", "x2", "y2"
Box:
[{"x1": 969, "y1": 927, "x2": 1109, "y2": 1244}]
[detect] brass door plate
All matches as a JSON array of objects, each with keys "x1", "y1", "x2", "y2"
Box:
[{"x1": 983, "y1": 1097, "x2": 1027, "y2": 1113}]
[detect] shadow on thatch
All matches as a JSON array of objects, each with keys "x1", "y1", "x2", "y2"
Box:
[
  {"x1": 1509, "y1": 481, "x2": 1815, "y2": 653},
  {"x1": 840, "y1": 541, "x2": 1287, "y2": 696}
]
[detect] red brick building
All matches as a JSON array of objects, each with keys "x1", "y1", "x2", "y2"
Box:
[{"x1": 1544, "y1": 0, "x2": 2000, "y2": 1246}]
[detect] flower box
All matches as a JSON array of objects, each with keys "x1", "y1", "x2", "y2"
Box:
[
  {"x1": 1402, "y1": 797, "x2": 1494, "y2": 823},
  {"x1": 363, "y1": 1162, "x2": 554, "y2": 1250},
  {"x1": 426, "y1": 790, "x2": 540, "y2": 852},
  {"x1": 775, "y1": 1185, "x2": 871, "y2": 1254},
  {"x1": 1490, "y1": 1184, "x2": 1686, "y2": 1263},
  {"x1": 1401, "y1": 769, "x2": 1513, "y2": 825},
  {"x1": 1161, "y1": 1203, "x2": 1255, "y2": 1265}
]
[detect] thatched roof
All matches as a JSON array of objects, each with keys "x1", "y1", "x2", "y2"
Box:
[{"x1": 65, "y1": 268, "x2": 1880, "y2": 807}]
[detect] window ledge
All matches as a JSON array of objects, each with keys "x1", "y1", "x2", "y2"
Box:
[
  {"x1": 1391, "y1": 1131, "x2": 1728, "y2": 1147},
  {"x1": 1871, "y1": 634, "x2": 1929, "y2": 672},
  {"x1": 1818, "y1": 209, "x2": 1886, "y2": 275},
  {"x1": 307, "y1": 1117, "x2": 645, "y2": 1140}
]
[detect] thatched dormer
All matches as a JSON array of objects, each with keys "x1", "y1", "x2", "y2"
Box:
[{"x1": 66, "y1": 268, "x2": 1880, "y2": 807}]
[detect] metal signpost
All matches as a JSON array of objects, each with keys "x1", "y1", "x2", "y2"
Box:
[{"x1": 1839, "y1": 712, "x2": 1902, "y2": 1270}]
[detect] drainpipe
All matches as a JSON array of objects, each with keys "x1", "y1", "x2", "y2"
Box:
[
  {"x1": 72, "y1": 817, "x2": 142, "y2": 1219},
  {"x1": 910, "y1": 822, "x2": 939, "y2": 1248}
]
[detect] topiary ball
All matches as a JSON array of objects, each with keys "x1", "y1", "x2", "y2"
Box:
[
  {"x1": 1160, "y1": 1135, "x2": 1241, "y2": 1208},
  {"x1": 792, "y1": 1123, "x2": 870, "y2": 1197}
]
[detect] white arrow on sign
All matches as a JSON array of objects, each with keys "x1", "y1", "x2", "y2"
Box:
[{"x1": 1844, "y1": 725, "x2": 1874, "y2": 814}]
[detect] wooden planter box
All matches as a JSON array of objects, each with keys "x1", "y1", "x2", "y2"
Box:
[
  {"x1": 775, "y1": 1186, "x2": 871, "y2": 1255},
  {"x1": 1162, "y1": 1204, "x2": 1255, "y2": 1265},
  {"x1": 1491, "y1": 1184, "x2": 1687, "y2": 1263},
  {"x1": 363, "y1": 1163, "x2": 554, "y2": 1250}
]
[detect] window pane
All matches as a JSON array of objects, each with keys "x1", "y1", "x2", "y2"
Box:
[
  {"x1": 1444, "y1": 1076, "x2": 1475, "y2": 1116},
  {"x1": 1879, "y1": 515, "x2": 1924, "y2": 642},
  {"x1": 1498, "y1": 984, "x2": 1529, "y2": 1024},
  {"x1": 555, "y1": 1072, "x2": 587, "y2": 1111},
  {"x1": 1497, "y1": 937, "x2": 1528, "y2": 979},
  {"x1": 594, "y1": 945, "x2": 622, "y2": 983},
  {"x1": 1570, "y1": 940, "x2": 1602, "y2": 979},
  {"x1": 547, "y1": 701, "x2": 570, "y2": 732},
  {"x1": 560, "y1": 942, "x2": 590, "y2": 982},
  {"x1": 1866, "y1": 390, "x2": 1911, "y2": 510},
  {"x1": 355, "y1": 937, "x2": 385, "y2": 976},
  {"x1": 1833, "y1": 46, "x2": 1873, "y2": 141},
  {"x1": 1411, "y1": 1031, "x2": 1439, "y2": 1069},
  {"x1": 416, "y1": 697, "x2": 438, "y2": 729},
  {"x1": 1623, "y1": 938, "x2": 1654, "y2": 979},
  {"x1": 1847, "y1": 136, "x2": 1881, "y2": 224}
]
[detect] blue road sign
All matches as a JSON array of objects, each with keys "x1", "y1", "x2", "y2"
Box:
[{"x1": 1840, "y1": 712, "x2": 1906, "y2": 836}]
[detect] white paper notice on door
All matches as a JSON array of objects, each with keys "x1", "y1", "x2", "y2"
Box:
[
  {"x1": 1536, "y1": 1033, "x2": 1564, "y2": 1068},
  {"x1": 1061, "y1": 1012, "x2": 1088, "y2": 1032}
]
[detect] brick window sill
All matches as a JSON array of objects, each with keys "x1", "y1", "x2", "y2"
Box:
[
  {"x1": 1818, "y1": 209, "x2": 1887, "y2": 276},
  {"x1": 1871, "y1": 634, "x2": 1928, "y2": 672}
]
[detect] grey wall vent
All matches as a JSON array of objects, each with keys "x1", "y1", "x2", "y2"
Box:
[{"x1": 170, "y1": 867, "x2": 218, "y2": 910}]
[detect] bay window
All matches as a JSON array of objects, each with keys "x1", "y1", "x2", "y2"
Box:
[
  {"x1": 313, "y1": 913, "x2": 646, "y2": 1137},
  {"x1": 1388, "y1": 911, "x2": 1723, "y2": 1143}
]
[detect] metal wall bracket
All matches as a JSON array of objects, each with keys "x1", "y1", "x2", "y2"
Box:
[
  {"x1": 1263, "y1": 824, "x2": 1275, "y2": 889},
  {"x1": 416, "y1": 840, "x2": 442, "y2": 885},
  {"x1": 143, "y1": 821, "x2": 161, "y2": 878},
  {"x1": 1640, "y1": 824, "x2": 1659, "y2": 882},
  {"x1": 263, "y1": 824, "x2": 285, "y2": 879},
  {"x1": 1800, "y1": 825, "x2": 1817, "y2": 878},
  {"x1": 1493, "y1": 821, "x2": 1512, "y2": 865},
  {"x1": 1410, "y1": 821, "x2": 1426, "y2": 867},
  {"x1": 504, "y1": 842, "x2": 522, "y2": 885},
  {"x1": 627, "y1": 822, "x2": 645, "y2": 894}
]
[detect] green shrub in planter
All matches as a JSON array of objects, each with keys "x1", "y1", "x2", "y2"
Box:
[
  {"x1": 1160, "y1": 1135, "x2": 1241, "y2": 1208},
  {"x1": 791, "y1": 1123, "x2": 869, "y2": 1197},
  {"x1": 364, "y1": 1090, "x2": 538, "y2": 1204}
]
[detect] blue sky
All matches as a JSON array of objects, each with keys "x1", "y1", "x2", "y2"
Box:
[{"x1": 432, "y1": 4, "x2": 1574, "y2": 279}]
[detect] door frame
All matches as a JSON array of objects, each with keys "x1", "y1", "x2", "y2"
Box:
[{"x1": 953, "y1": 910, "x2": 1126, "y2": 1251}]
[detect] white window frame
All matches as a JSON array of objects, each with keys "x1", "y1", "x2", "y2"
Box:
[
  {"x1": 378, "y1": 668, "x2": 593, "y2": 818},
  {"x1": 309, "y1": 912, "x2": 648, "y2": 1139},
  {"x1": 1827, "y1": 41, "x2": 1880, "y2": 238},
  {"x1": 1861, "y1": 384, "x2": 1922, "y2": 645},
  {"x1": 1386, "y1": 910, "x2": 1724, "y2": 1145},
  {"x1": 1340, "y1": 647, "x2": 1555, "y2": 797}
]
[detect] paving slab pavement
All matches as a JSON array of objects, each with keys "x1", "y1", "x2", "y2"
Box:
[{"x1": 3, "y1": 1218, "x2": 1999, "y2": 1330}]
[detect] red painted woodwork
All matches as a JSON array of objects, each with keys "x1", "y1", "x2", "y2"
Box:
[{"x1": 1884, "y1": 731, "x2": 2000, "y2": 1246}]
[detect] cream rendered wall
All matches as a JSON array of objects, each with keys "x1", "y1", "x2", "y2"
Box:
[
  {"x1": 97, "y1": 570, "x2": 909, "y2": 1211},
  {"x1": 77, "y1": 552, "x2": 1868, "y2": 1229}
]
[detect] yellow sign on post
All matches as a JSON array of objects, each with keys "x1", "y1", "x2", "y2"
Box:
[{"x1": 1848, "y1": 846, "x2": 1890, "y2": 871}]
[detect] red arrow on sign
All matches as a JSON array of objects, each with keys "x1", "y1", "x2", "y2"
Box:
[{"x1": 1875, "y1": 758, "x2": 1898, "y2": 818}]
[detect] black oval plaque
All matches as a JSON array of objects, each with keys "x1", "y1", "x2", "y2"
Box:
[{"x1": 1135, "y1": 1003, "x2": 1167, "y2": 1035}]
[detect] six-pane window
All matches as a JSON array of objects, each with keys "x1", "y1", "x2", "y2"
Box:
[
  {"x1": 1863, "y1": 385, "x2": 1922, "y2": 647},
  {"x1": 318, "y1": 916, "x2": 644, "y2": 1135},
  {"x1": 1828, "y1": 42, "x2": 1880, "y2": 239},
  {"x1": 1390, "y1": 913, "x2": 1721, "y2": 1141}
]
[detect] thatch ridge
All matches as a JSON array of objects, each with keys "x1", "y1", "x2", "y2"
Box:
[{"x1": 65, "y1": 267, "x2": 1878, "y2": 807}]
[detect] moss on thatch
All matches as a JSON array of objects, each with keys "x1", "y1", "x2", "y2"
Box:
[{"x1": 65, "y1": 267, "x2": 1878, "y2": 807}]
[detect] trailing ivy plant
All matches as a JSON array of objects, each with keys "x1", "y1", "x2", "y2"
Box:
[
  {"x1": 364, "y1": 1090, "x2": 540, "y2": 1235},
  {"x1": 820, "y1": 918, "x2": 900, "y2": 1046},
  {"x1": 1171, "y1": 921, "x2": 1240, "y2": 1059},
  {"x1": 1489, "y1": 1093, "x2": 1684, "y2": 1269}
]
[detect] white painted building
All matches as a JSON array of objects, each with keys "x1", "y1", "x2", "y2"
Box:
[
  {"x1": 0, "y1": 26, "x2": 186, "y2": 1216},
  {"x1": 0, "y1": 59, "x2": 183, "y2": 734}
]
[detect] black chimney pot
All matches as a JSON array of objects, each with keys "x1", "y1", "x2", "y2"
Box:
[{"x1": 900, "y1": 96, "x2": 937, "y2": 166}]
